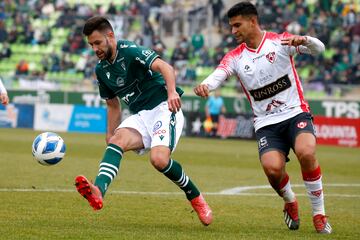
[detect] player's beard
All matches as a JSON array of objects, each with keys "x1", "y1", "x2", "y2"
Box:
[{"x1": 104, "y1": 47, "x2": 113, "y2": 61}]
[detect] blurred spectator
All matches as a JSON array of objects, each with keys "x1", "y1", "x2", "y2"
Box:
[
  {"x1": 0, "y1": 20, "x2": 8, "y2": 42},
  {"x1": 15, "y1": 59, "x2": 29, "y2": 75},
  {"x1": 0, "y1": 42, "x2": 11, "y2": 59},
  {"x1": 191, "y1": 31, "x2": 205, "y2": 56},
  {"x1": 209, "y1": 0, "x2": 224, "y2": 29}
]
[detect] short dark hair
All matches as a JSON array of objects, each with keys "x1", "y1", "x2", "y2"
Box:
[
  {"x1": 227, "y1": 1, "x2": 258, "y2": 19},
  {"x1": 82, "y1": 16, "x2": 114, "y2": 36}
]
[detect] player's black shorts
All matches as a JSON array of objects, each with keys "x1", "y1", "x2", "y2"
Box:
[{"x1": 255, "y1": 112, "x2": 316, "y2": 161}]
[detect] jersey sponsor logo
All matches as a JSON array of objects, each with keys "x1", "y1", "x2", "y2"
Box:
[
  {"x1": 265, "y1": 99, "x2": 285, "y2": 112},
  {"x1": 153, "y1": 129, "x2": 166, "y2": 136},
  {"x1": 142, "y1": 50, "x2": 152, "y2": 57},
  {"x1": 135, "y1": 57, "x2": 146, "y2": 65},
  {"x1": 266, "y1": 52, "x2": 276, "y2": 63},
  {"x1": 106, "y1": 72, "x2": 110, "y2": 79},
  {"x1": 119, "y1": 44, "x2": 129, "y2": 48},
  {"x1": 244, "y1": 65, "x2": 251, "y2": 74},
  {"x1": 297, "y1": 121, "x2": 308, "y2": 129},
  {"x1": 259, "y1": 69, "x2": 273, "y2": 85},
  {"x1": 121, "y1": 92, "x2": 135, "y2": 104},
  {"x1": 153, "y1": 121, "x2": 162, "y2": 132},
  {"x1": 249, "y1": 75, "x2": 291, "y2": 101},
  {"x1": 252, "y1": 53, "x2": 265, "y2": 63},
  {"x1": 116, "y1": 77, "x2": 125, "y2": 87}
]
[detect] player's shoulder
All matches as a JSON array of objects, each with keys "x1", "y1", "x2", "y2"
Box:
[
  {"x1": 117, "y1": 40, "x2": 138, "y2": 51},
  {"x1": 264, "y1": 31, "x2": 287, "y2": 40},
  {"x1": 224, "y1": 44, "x2": 246, "y2": 59}
]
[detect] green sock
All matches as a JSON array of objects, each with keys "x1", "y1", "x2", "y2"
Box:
[
  {"x1": 161, "y1": 159, "x2": 200, "y2": 200},
  {"x1": 94, "y1": 143, "x2": 123, "y2": 196}
]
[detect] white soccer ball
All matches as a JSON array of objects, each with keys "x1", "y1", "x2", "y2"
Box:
[{"x1": 32, "y1": 132, "x2": 66, "y2": 166}]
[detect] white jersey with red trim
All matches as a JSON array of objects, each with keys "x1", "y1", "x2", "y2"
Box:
[{"x1": 202, "y1": 31, "x2": 325, "y2": 131}]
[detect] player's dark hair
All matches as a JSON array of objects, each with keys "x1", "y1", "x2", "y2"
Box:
[
  {"x1": 227, "y1": 1, "x2": 258, "y2": 19},
  {"x1": 83, "y1": 16, "x2": 114, "y2": 36}
]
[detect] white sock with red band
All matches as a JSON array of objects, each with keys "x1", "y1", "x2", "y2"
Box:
[
  {"x1": 278, "y1": 173, "x2": 296, "y2": 203},
  {"x1": 302, "y1": 166, "x2": 325, "y2": 216}
]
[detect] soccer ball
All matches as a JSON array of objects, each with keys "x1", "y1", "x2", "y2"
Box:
[{"x1": 32, "y1": 132, "x2": 66, "y2": 166}]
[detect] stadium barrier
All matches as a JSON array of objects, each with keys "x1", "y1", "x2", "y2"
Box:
[{"x1": 2, "y1": 90, "x2": 360, "y2": 147}]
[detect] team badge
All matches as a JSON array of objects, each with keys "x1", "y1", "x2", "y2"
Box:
[
  {"x1": 311, "y1": 189, "x2": 322, "y2": 197},
  {"x1": 106, "y1": 72, "x2": 110, "y2": 79},
  {"x1": 297, "y1": 121, "x2": 307, "y2": 129},
  {"x1": 266, "y1": 52, "x2": 276, "y2": 63}
]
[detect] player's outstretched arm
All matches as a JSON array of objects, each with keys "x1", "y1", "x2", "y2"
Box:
[
  {"x1": 281, "y1": 35, "x2": 325, "y2": 55},
  {"x1": 194, "y1": 68, "x2": 228, "y2": 98}
]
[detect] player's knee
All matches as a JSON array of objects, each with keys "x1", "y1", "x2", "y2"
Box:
[
  {"x1": 296, "y1": 145, "x2": 316, "y2": 162},
  {"x1": 108, "y1": 135, "x2": 128, "y2": 151},
  {"x1": 262, "y1": 160, "x2": 283, "y2": 180},
  {"x1": 150, "y1": 151, "x2": 170, "y2": 171}
]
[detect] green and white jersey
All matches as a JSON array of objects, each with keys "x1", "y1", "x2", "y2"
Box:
[{"x1": 95, "y1": 40, "x2": 183, "y2": 113}]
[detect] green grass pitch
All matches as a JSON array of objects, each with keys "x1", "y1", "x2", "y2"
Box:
[{"x1": 0, "y1": 128, "x2": 359, "y2": 239}]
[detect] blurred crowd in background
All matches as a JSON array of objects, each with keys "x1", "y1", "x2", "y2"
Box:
[{"x1": 0, "y1": 0, "x2": 359, "y2": 98}]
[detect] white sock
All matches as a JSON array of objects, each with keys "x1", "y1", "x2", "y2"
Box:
[
  {"x1": 304, "y1": 176, "x2": 325, "y2": 216},
  {"x1": 278, "y1": 174, "x2": 296, "y2": 203},
  {"x1": 279, "y1": 178, "x2": 296, "y2": 203}
]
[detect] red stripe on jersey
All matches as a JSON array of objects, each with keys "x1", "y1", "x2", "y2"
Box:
[
  {"x1": 256, "y1": 31, "x2": 267, "y2": 54},
  {"x1": 289, "y1": 56, "x2": 310, "y2": 112}
]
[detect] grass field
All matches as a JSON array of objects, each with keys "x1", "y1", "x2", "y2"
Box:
[{"x1": 0, "y1": 128, "x2": 359, "y2": 239}]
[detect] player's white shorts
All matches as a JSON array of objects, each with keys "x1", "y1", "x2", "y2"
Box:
[{"x1": 117, "y1": 101, "x2": 184, "y2": 155}]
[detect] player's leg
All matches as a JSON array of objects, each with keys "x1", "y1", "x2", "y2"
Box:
[
  {"x1": 293, "y1": 120, "x2": 332, "y2": 234},
  {"x1": 75, "y1": 115, "x2": 145, "y2": 210},
  {"x1": 148, "y1": 103, "x2": 212, "y2": 225},
  {"x1": 260, "y1": 151, "x2": 299, "y2": 230},
  {"x1": 256, "y1": 125, "x2": 299, "y2": 230}
]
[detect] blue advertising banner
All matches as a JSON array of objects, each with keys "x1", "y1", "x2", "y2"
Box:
[
  {"x1": 15, "y1": 104, "x2": 34, "y2": 128},
  {"x1": 68, "y1": 105, "x2": 106, "y2": 133},
  {"x1": 0, "y1": 104, "x2": 34, "y2": 128}
]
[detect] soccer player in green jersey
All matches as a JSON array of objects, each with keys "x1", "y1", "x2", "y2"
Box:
[{"x1": 74, "y1": 16, "x2": 212, "y2": 226}]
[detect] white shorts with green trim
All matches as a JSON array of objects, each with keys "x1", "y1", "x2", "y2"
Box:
[{"x1": 117, "y1": 101, "x2": 184, "y2": 155}]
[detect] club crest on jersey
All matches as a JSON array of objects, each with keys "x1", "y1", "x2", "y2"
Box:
[
  {"x1": 297, "y1": 121, "x2": 307, "y2": 129},
  {"x1": 106, "y1": 72, "x2": 110, "y2": 79},
  {"x1": 266, "y1": 52, "x2": 276, "y2": 63}
]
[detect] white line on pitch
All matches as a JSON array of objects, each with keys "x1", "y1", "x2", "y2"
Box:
[{"x1": 0, "y1": 183, "x2": 359, "y2": 198}]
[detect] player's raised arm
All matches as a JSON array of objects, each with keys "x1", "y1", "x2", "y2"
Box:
[
  {"x1": 151, "y1": 57, "x2": 181, "y2": 113},
  {"x1": 194, "y1": 68, "x2": 228, "y2": 98},
  {"x1": 281, "y1": 35, "x2": 325, "y2": 55}
]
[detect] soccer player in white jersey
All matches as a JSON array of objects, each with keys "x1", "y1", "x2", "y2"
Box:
[
  {"x1": 194, "y1": 2, "x2": 331, "y2": 234},
  {"x1": 0, "y1": 77, "x2": 9, "y2": 106}
]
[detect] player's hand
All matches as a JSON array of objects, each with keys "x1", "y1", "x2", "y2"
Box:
[
  {"x1": 194, "y1": 84, "x2": 209, "y2": 98},
  {"x1": 167, "y1": 91, "x2": 181, "y2": 112},
  {"x1": 0, "y1": 93, "x2": 9, "y2": 105},
  {"x1": 281, "y1": 35, "x2": 307, "y2": 47}
]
